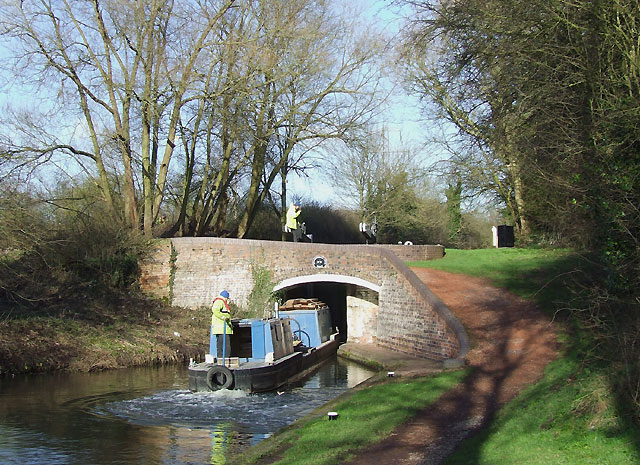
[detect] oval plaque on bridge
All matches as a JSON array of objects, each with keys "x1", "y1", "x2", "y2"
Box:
[{"x1": 313, "y1": 256, "x2": 327, "y2": 268}]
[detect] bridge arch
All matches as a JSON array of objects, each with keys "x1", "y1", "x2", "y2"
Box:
[
  {"x1": 274, "y1": 274, "x2": 381, "y2": 345},
  {"x1": 273, "y1": 274, "x2": 380, "y2": 293}
]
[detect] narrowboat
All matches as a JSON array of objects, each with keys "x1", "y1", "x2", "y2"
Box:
[{"x1": 188, "y1": 299, "x2": 339, "y2": 393}]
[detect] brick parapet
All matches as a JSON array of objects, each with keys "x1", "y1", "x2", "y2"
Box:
[
  {"x1": 373, "y1": 244, "x2": 445, "y2": 262},
  {"x1": 138, "y1": 237, "x2": 467, "y2": 362}
]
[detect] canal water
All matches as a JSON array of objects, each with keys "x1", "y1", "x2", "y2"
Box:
[{"x1": 0, "y1": 356, "x2": 373, "y2": 464}]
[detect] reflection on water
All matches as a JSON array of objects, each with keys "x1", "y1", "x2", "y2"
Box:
[{"x1": 0, "y1": 356, "x2": 373, "y2": 464}]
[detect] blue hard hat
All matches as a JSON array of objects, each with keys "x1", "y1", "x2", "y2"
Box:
[{"x1": 220, "y1": 290, "x2": 229, "y2": 298}]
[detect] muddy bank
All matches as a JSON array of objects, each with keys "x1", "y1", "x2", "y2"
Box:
[{"x1": 0, "y1": 293, "x2": 210, "y2": 376}]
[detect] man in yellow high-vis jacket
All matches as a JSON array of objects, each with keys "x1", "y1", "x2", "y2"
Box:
[
  {"x1": 286, "y1": 202, "x2": 302, "y2": 242},
  {"x1": 210, "y1": 290, "x2": 233, "y2": 359}
]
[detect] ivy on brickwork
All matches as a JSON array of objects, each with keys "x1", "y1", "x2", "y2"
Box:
[
  {"x1": 241, "y1": 256, "x2": 279, "y2": 320},
  {"x1": 167, "y1": 242, "x2": 177, "y2": 305}
]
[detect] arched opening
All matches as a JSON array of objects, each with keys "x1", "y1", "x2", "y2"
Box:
[{"x1": 274, "y1": 275, "x2": 380, "y2": 344}]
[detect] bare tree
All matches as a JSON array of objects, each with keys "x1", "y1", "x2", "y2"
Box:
[
  {"x1": 325, "y1": 126, "x2": 437, "y2": 243},
  {"x1": 1, "y1": 0, "x2": 385, "y2": 240},
  {"x1": 231, "y1": 0, "x2": 387, "y2": 238},
  {"x1": 325, "y1": 134, "x2": 385, "y2": 218},
  {"x1": 0, "y1": 0, "x2": 234, "y2": 235},
  {"x1": 163, "y1": 0, "x2": 387, "y2": 238}
]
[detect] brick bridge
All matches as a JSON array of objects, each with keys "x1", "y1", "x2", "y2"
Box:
[{"x1": 139, "y1": 238, "x2": 469, "y2": 364}]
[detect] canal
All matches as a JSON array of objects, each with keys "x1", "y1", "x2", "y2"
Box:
[{"x1": 0, "y1": 356, "x2": 374, "y2": 464}]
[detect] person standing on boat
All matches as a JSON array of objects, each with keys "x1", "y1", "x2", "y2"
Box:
[
  {"x1": 211, "y1": 290, "x2": 233, "y2": 360},
  {"x1": 286, "y1": 202, "x2": 302, "y2": 242}
]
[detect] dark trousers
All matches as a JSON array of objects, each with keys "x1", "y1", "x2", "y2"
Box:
[
  {"x1": 292, "y1": 228, "x2": 302, "y2": 242},
  {"x1": 216, "y1": 334, "x2": 231, "y2": 359}
]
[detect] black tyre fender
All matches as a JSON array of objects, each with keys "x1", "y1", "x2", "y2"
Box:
[{"x1": 206, "y1": 365, "x2": 234, "y2": 390}]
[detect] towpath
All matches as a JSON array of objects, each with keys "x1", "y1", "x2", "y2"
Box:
[{"x1": 343, "y1": 267, "x2": 559, "y2": 465}]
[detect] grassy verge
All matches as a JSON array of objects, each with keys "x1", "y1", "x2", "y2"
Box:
[
  {"x1": 408, "y1": 248, "x2": 585, "y2": 308},
  {"x1": 410, "y1": 248, "x2": 640, "y2": 465},
  {"x1": 443, "y1": 356, "x2": 639, "y2": 464},
  {"x1": 232, "y1": 369, "x2": 469, "y2": 465}
]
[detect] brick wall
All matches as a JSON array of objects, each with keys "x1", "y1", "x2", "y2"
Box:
[
  {"x1": 347, "y1": 295, "x2": 378, "y2": 344},
  {"x1": 138, "y1": 239, "x2": 172, "y2": 302},
  {"x1": 139, "y1": 238, "x2": 467, "y2": 362}
]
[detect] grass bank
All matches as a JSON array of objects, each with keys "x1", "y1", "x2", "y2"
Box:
[
  {"x1": 410, "y1": 248, "x2": 639, "y2": 465},
  {"x1": 0, "y1": 289, "x2": 210, "y2": 375},
  {"x1": 232, "y1": 369, "x2": 469, "y2": 465}
]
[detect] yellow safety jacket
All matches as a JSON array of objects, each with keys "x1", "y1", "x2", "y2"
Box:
[
  {"x1": 211, "y1": 297, "x2": 233, "y2": 335},
  {"x1": 286, "y1": 204, "x2": 300, "y2": 230}
]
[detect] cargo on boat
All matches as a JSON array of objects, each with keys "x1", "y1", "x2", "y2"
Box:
[{"x1": 188, "y1": 299, "x2": 339, "y2": 393}]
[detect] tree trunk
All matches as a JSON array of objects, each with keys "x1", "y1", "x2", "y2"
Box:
[{"x1": 281, "y1": 163, "x2": 288, "y2": 241}]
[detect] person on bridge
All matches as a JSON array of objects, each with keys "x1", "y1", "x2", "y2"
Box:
[
  {"x1": 286, "y1": 202, "x2": 302, "y2": 242},
  {"x1": 211, "y1": 290, "x2": 233, "y2": 360}
]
